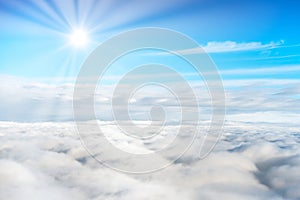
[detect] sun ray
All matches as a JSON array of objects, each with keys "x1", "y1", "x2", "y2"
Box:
[{"x1": 44, "y1": 0, "x2": 71, "y2": 30}]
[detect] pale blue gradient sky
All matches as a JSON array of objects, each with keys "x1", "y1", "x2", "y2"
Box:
[{"x1": 0, "y1": 0, "x2": 300, "y2": 80}]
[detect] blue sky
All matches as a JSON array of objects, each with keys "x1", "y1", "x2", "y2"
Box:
[
  {"x1": 0, "y1": 0, "x2": 299, "y2": 123},
  {"x1": 1, "y1": 0, "x2": 300, "y2": 81}
]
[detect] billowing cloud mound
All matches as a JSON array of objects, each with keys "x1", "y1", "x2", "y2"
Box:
[{"x1": 0, "y1": 121, "x2": 299, "y2": 200}]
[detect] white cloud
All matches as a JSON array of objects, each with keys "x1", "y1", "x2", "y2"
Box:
[
  {"x1": 0, "y1": 76, "x2": 299, "y2": 199},
  {"x1": 174, "y1": 40, "x2": 284, "y2": 54},
  {"x1": 0, "y1": 121, "x2": 299, "y2": 199},
  {"x1": 220, "y1": 65, "x2": 300, "y2": 75},
  {"x1": 0, "y1": 75, "x2": 299, "y2": 124}
]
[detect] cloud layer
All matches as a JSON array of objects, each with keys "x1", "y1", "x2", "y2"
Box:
[
  {"x1": 0, "y1": 75, "x2": 299, "y2": 124},
  {"x1": 0, "y1": 75, "x2": 299, "y2": 199},
  {"x1": 0, "y1": 121, "x2": 299, "y2": 199}
]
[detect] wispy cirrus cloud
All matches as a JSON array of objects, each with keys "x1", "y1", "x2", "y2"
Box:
[
  {"x1": 220, "y1": 65, "x2": 300, "y2": 75},
  {"x1": 175, "y1": 40, "x2": 284, "y2": 54}
]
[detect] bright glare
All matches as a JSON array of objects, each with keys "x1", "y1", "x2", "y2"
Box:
[{"x1": 69, "y1": 29, "x2": 89, "y2": 47}]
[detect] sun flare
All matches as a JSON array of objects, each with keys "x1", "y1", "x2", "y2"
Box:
[{"x1": 69, "y1": 29, "x2": 89, "y2": 47}]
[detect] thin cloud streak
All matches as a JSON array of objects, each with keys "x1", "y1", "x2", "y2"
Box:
[{"x1": 175, "y1": 41, "x2": 284, "y2": 54}]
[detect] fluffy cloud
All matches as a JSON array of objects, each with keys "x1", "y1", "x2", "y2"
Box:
[
  {"x1": 0, "y1": 76, "x2": 299, "y2": 199},
  {"x1": 0, "y1": 121, "x2": 299, "y2": 199}
]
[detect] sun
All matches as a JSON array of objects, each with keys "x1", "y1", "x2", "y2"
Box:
[{"x1": 69, "y1": 29, "x2": 89, "y2": 47}]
